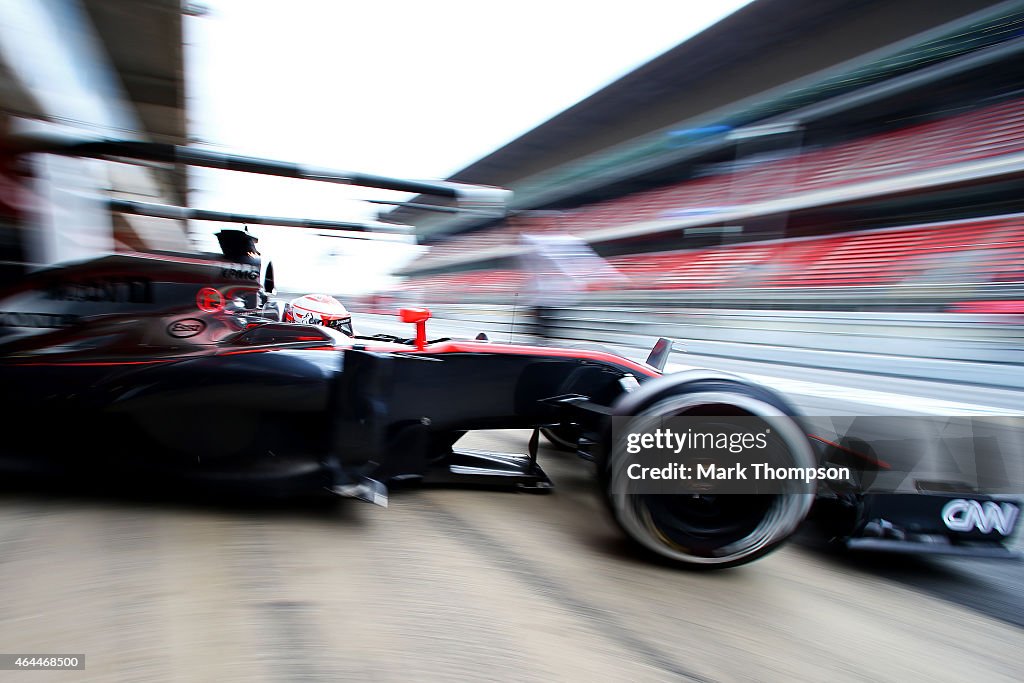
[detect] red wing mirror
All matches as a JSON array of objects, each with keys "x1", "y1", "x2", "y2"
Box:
[
  {"x1": 398, "y1": 307, "x2": 431, "y2": 349},
  {"x1": 399, "y1": 307, "x2": 431, "y2": 323}
]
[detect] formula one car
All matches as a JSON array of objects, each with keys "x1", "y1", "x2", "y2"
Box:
[
  {"x1": 0, "y1": 138, "x2": 1017, "y2": 569},
  {"x1": 1, "y1": 286, "x2": 1019, "y2": 567},
  {"x1": 0, "y1": 290, "x2": 817, "y2": 568}
]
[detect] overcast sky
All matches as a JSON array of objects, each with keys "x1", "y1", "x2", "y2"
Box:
[{"x1": 184, "y1": 0, "x2": 752, "y2": 293}]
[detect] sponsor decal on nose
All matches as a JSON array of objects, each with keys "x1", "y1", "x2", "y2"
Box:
[{"x1": 942, "y1": 499, "x2": 1019, "y2": 535}]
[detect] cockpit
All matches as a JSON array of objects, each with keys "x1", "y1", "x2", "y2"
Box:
[{"x1": 227, "y1": 322, "x2": 350, "y2": 347}]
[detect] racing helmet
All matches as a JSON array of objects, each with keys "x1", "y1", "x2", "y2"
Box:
[{"x1": 283, "y1": 294, "x2": 353, "y2": 336}]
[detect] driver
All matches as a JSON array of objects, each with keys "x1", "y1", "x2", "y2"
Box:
[{"x1": 283, "y1": 294, "x2": 353, "y2": 336}]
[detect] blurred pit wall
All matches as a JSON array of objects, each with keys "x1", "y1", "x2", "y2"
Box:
[{"x1": 405, "y1": 295, "x2": 1024, "y2": 391}]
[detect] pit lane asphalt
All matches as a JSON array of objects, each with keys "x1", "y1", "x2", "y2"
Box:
[
  {"x1": 0, "y1": 435, "x2": 1021, "y2": 682},
  {"x1": 0, "y1": 316, "x2": 1021, "y2": 681}
]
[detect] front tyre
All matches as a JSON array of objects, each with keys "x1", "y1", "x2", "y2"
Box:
[{"x1": 601, "y1": 375, "x2": 816, "y2": 569}]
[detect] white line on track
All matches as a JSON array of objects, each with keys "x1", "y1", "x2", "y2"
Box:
[{"x1": 666, "y1": 362, "x2": 1024, "y2": 416}]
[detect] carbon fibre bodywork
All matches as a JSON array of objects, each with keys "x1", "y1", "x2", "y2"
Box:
[
  {"x1": 0, "y1": 301, "x2": 655, "y2": 496},
  {"x1": 1, "y1": 303, "x2": 1018, "y2": 564}
]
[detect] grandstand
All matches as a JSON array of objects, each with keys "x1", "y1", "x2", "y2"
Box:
[
  {"x1": 389, "y1": 0, "x2": 1024, "y2": 315},
  {"x1": 409, "y1": 214, "x2": 1024, "y2": 302}
]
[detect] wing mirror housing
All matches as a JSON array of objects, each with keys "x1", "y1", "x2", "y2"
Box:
[{"x1": 398, "y1": 307, "x2": 431, "y2": 349}]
